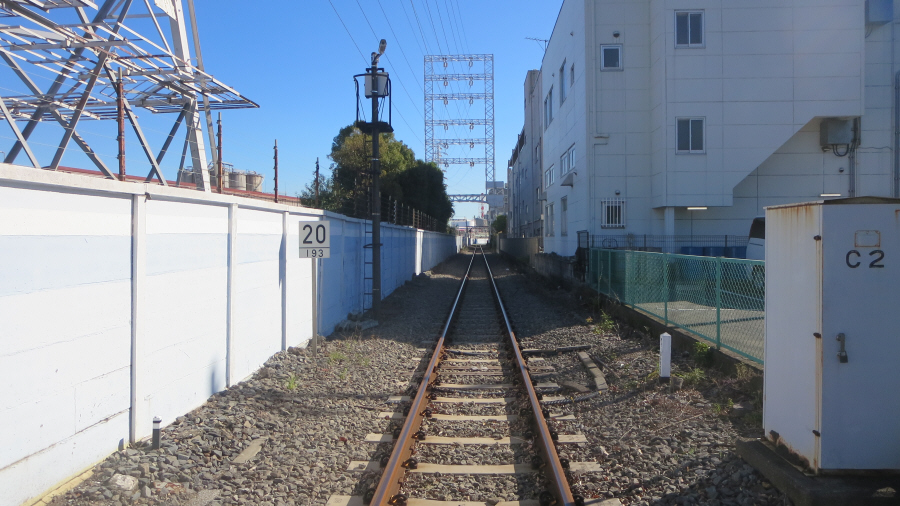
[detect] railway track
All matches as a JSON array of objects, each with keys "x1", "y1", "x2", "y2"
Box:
[{"x1": 343, "y1": 248, "x2": 596, "y2": 506}]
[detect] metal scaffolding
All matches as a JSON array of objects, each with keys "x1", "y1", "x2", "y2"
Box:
[
  {"x1": 424, "y1": 54, "x2": 496, "y2": 200},
  {"x1": 0, "y1": 0, "x2": 257, "y2": 190}
]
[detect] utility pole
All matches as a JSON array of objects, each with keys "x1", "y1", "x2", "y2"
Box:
[
  {"x1": 273, "y1": 140, "x2": 279, "y2": 203},
  {"x1": 315, "y1": 157, "x2": 320, "y2": 208},
  {"x1": 370, "y1": 49, "x2": 383, "y2": 319},
  {"x1": 352, "y1": 40, "x2": 390, "y2": 321},
  {"x1": 216, "y1": 112, "x2": 223, "y2": 194},
  {"x1": 116, "y1": 68, "x2": 125, "y2": 181}
]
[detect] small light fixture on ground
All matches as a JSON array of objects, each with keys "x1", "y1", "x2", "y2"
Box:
[
  {"x1": 820, "y1": 193, "x2": 842, "y2": 197},
  {"x1": 152, "y1": 417, "x2": 161, "y2": 449}
]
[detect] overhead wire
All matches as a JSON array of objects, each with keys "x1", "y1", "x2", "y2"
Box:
[
  {"x1": 401, "y1": 0, "x2": 460, "y2": 156},
  {"x1": 429, "y1": 0, "x2": 485, "y2": 184},
  {"x1": 375, "y1": 0, "x2": 425, "y2": 95},
  {"x1": 326, "y1": 0, "x2": 369, "y2": 66},
  {"x1": 420, "y1": 0, "x2": 470, "y2": 157},
  {"x1": 351, "y1": 0, "x2": 423, "y2": 146},
  {"x1": 354, "y1": 0, "x2": 423, "y2": 119},
  {"x1": 400, "y1": 0, "x2": 430, "y2": 55},
  {"x1": 442, "y1": 0, "x2": 488, "y2": 194},
  {"x1": 441, "y1": 0, "x2": 463, "y2": 55},
  {"x1": 450, "y1": 0, "x2": 471, "y2": 54}
]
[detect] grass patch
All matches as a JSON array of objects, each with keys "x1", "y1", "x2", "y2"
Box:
[
  {"x1": 285, "y1": 373, "x2": 299, "y2": 391},
  {"x1": 677, "y1": 367, "x2": 706, "y2": 387},
  {"x1": 592, "y1": 311, "x2": 617, "y2": 335},
  {"x1": 713, "y1": 398, "x2": 734, "y2": 415},
  {"x1": 692, "y1": 341, "x2": 714, "y2": 367}
]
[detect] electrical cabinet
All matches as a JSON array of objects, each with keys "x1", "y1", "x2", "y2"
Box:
[
  {"x1": 764, "y1": 197, "x2": 900, "y2": 473},
  {"x1": 819, "y1": 118, "x2": 853, "y2": 148},
  {"x1": 866, "y1": 0, "x2": 893, "y2": 27}
]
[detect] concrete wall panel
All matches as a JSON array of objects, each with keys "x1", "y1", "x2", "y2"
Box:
[{"x1": 0, "y1": 163, "x2": 457, "y2": 505}]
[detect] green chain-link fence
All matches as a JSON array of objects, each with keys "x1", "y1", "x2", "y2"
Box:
[{"x1": 589, "y1": 248, "x2": 765, "y2": 364}]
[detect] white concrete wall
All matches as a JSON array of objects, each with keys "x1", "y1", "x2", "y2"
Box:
[
  {"x1": 652, "y1": 0, "x2": 865, "y2": 209},
  {"x1": 542, "y1": 0, "x2": 589, "y2": 256},
  {"x1": 0, "y1": 163, "x2": 457, "y2": 506},
  {"x1": 0, "y1": 183, "x2": 133, "y2": 506}
]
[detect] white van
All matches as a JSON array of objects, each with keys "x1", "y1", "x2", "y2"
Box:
[
  {"x1": 746, "y1": 216, "x2": 765, "y2": 260},
  {"x1": 745, "y1": 216, "x2": 765, "y2": 290}
]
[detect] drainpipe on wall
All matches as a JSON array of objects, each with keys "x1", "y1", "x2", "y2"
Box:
[
  {"x1": 849, "y1": 117, "x2": 858, "y2": 198},
  {"x1": 895, "y1": 70, "x2": 900, "y2": 198}
]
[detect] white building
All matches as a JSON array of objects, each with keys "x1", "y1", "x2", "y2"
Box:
[
  {"x1": 508, "y1": 70, "x2": 544, "y2": 239},
  {"x1": 525, "y1": 0, "x2": 896, "y2": 256}
]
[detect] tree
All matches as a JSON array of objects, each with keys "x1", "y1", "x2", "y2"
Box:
[
  {"x1": 492, "y1": 215, "x2": 507, "y2": 234},
  {"x1": 391, "y1": 160, "x2": 453, "y2": 225},
  {"x1": 328, "y1": 124, "x2": 415, "y2": 217},
  {"x1": 309, "y1": 124, "x2": 453, "y2": 228},
  {"x1": 296, "y1": 170, "x2": 338, "y2": 210}
]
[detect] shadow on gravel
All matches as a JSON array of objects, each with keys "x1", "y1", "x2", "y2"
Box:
[
  {"x1": 327, "y1": 253, "x2": 476, "y2": 346},
  {"x1": 645, "y1": 453, "x2": 790, "y2": 506},
  {"x1": 485, "y1": 254, "x2": 592, "y2": 340}
]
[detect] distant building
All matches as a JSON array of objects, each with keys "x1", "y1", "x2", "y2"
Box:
[
  {"x1": 507, "y1": 70, "x2": 544, "y2": 240},
  {"x1": 512, "y1": 0, "x2": 896, "y2": 256}
]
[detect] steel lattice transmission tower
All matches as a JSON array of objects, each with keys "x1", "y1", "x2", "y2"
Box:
[
  {"x1": 0, "y1": 0, "x2": 256, "y2": 190},
  {"x1": 425, "y1": 55, "x2": 501, "y2": 209}
]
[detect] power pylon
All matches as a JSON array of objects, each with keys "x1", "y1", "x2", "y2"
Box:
[{"x1": 424, "y1": 55, "x2": 499, "y2": 207}]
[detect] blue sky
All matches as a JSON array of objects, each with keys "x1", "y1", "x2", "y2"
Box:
[{"x1": 1, "y1": 1, "x2": 563, "y2": 220}]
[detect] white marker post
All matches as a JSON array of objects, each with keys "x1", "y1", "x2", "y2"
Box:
[
  {"x1": 299, "y1": 220, "x2": 329, "y2": 356},
  {"x1": 660, "y1": 332, "x2": 672, "y2": 383}
]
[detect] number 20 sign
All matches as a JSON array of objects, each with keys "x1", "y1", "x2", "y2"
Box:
[{"x1": 299, "y1": 221, "x2": 330, "y2": 258}]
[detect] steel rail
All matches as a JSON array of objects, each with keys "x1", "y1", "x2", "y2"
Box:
[
  {"x1": 483, "y1": 253, "x2": 579, "y2": 506},
  {"x1": 369, "y1": 251, "x2": 477, "y2": 506},
  {"x1": 370, "y1": 247, "x2": 579, "y2": 506}
]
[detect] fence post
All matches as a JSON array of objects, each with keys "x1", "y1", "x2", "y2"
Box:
[
  {"x1": 664, "y1": 252, "x2": 669, "y2": 326},
  {"x1": 606, "y1": 250, "x2": 611, "y2": 297},
  {"x1": 626, "y1": 251, "x2": 634, "y2": 308},
  {"x1": 715, "y1": 256, "x2": 722, "y2": 350}
]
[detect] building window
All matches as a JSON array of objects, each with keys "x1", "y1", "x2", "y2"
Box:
[
  {"x1": 560, "y1": 59, "x2": 567, "y2": 103},
  {"x1": 600, "y1": 45, "x2": 622, "y2": 70},
  {"x1": 600, "y1": 199, "x2": 625, "y2": 229},
  {"x1": 561, "y1": 197, "x2": 568, "y2": 236},
  {"x1": 544, "y1": 87, "x2": 553, "y2": 128},
  {"x1": 546, "y1": 203, "x2": 555, "y2": 236},
  {"x1": 570, "y1": 63, "x2": 575, "y2": 89},
  {"x1": 676, "y1": 118, "x2": 705, "y2": 153},
  {"x1": 676, "y1": 11, "x2": 704, "y2": 47},
  {"x1": 545, "y1": 164, "x2": 556, "y2": 187},
  {"x1": 560, "y1": 144, "x2": 576, "y2": 175}
]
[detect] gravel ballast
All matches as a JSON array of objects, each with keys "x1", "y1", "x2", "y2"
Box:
[{"x1": 49, "y1": 252, "x2": 788, "y2": 506}]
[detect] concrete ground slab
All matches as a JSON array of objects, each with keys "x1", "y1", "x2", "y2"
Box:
[{"x1": 736, "y1": 438, "x2": 900, "y2": 506}]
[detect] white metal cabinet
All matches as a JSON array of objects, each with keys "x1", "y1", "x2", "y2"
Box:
[{"x1": 764, "y1": 197, "x2": 900, "y2": 473}]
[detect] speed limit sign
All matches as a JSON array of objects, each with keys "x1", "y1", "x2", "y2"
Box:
[{"x1": 299, "y1": 221, "x2": 330, "y2": 258}]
